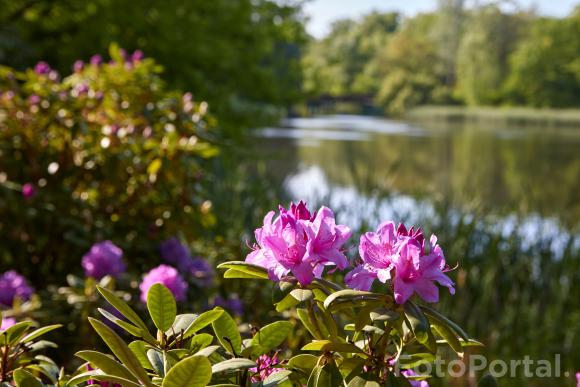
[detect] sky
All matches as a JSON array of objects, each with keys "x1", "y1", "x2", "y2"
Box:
[{"x1": 304, "y1": 0, "x2": 579, "y2": 38}]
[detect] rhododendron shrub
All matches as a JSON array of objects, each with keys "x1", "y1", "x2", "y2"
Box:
[
  {"x1": 0, "y1": 44, "x2": 219, "y2": 285},
  {"x1": 215, "y1": 201, "x2": 489, "y2": 386}
]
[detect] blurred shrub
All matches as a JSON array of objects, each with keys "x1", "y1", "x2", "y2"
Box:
[{"x1": 0, "y1": 45, "x2": 219, "y2": 284}]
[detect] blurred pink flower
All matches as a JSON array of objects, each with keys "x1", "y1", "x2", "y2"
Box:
[
  {"x1": 73, "y1": 60, "x2": 84, "y2": 73},
  {"x1": 22, "y1": 183, "x2": 36, "y2": 198},
  {"x1": 34, "y1": 61, "x2": 51, "y2": 75},
  {"x1": 139, "y1": 265, "x2": 187, "y2": 303},
  {"x1": 82, "y1": 241, "x2": 126, "y2": 280},
  {"x1": 0, "y1": 317, "x2": 16, "y2": 331}
]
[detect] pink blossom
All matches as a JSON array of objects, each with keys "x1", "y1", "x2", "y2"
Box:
[
  {"x1": 401, "y1": 369, "x2": 429, "y2": 387},
  {"x1": 246, "y1": 202, "x2": 350, "y2": 286},
  {"x1": 22, "y1": 183, "x2": 36, "y2": 198},
  {"x1": 250, "y1": 353, "x2": 281, "y2": 382},
  {"x1": 131, "y1": 50, "x2": 144, "y2": 62},
  {"x1": 0, "y1": 317, "x2": 16, "y2": 331},
  {"x1": 90, "y1": 55, "x2": 102, "y2": 66},
  {"x1": 345, "y1": 222, "x2": 454, "y2": 304},
  {"x1": 81, "y1": 241, "x2": 126, "y2": 280},
  {"x1": 139, "y1": 265, "x2": 187, "y2": 303},
  {"x1": 576, "y1": 372, "x2": 580, "y2": 387},
  {"x1": 34, "y1": 61, "x2": 51, "y2": 75},
  {"x1": 73, "y1": 60, "x2": 84, "y2": 73}
]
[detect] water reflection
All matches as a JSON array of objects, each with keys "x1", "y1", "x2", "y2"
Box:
[{"x1": 257, "y1": 115, "x2": 580, "y2": 231}]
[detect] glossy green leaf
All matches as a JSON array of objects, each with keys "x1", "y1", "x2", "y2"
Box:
[
  {"x1": 2, "y1": 321, "x2": 33, "y2": 345},
  {"x1": 147, "y1": 283, "x2": 177, "y2": 332},
  {"x1": 212, "y1": 311, "x2": 241, "y2": 355},
  {"x1": 147, "y1": 349, "x2": 165, "y2": 377},
  {"x1": 211, "y1": 358, "x2": 256, "y2": 374},
  {"x1": 97, "y1": 286, "x2": 149, "y2": 332},
  {"x1": 302, "y1": 340, "x2": 366, "y2": 355},
  {"x1": 13, "y1": 369, "x2": 42, "y2": 387},
  {"x1": 307, "y1": 363, "x2": 343, "y2": 387},
  {"x1": 217, "y1": 261, "x2": 269, "y2": 279},
  {"x1": 420, "y1": 305, "x2": 469, "y2": 342},
  {"x1": 432, "y1": 323, "x2": 463, "y2": 355},
  {"x1": 167, "y1": 314, "x2": 197, "y2": 336},
  {"x1": 190, "y1": 333, "x2": 214, "y2": 352},
  {"x1": 88, "y1": 318, "x2": 154, "y2": 387},
  {"x1": 290, "y1": 289, "x2": 314, "y2": 302},
  {"x1": 161, "y1": 356, "x2": 212, "y2": 387},
  {"x1": 128, "y1": 341, "x2": 153, "y2": 370},
  {"x1": 403, "y1": 302, "x2": 431, "y2": 345},
  {"x1": 263, "y1": 369, "x2": 293, "y2": 386},
  {"x1": 75, "y1": 350, "x2": 137, "y2": 382},
  {"x1": 250, "y1": 321, "x2": 292, "y2": 355},
  {"x1": 21, "y1": 324, "x2": 62, "y2": 343},
  {"x1": 183, "y1": 308, "x2": 224, "y2": 338}
]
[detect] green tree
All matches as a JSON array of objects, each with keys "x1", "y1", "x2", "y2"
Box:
[
  {"x1": 504, "y1": 8, "x2": 580, "y2": 107},
  {"x1": 455, "y1": 6, "x2": 529, "y2": 105}
]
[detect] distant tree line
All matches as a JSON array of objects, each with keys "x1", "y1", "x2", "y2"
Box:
[{"x1": 302, "y1": 1, "x2": 580, "y2": 115}]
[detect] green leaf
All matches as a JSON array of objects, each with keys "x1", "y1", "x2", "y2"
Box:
[
  {"x1": 296, "y1": 308, "x2": 322, "y2": 339},
  {"x1": 432, "y1": 323, "x2": 463, "y2": 355},
  {"x1": 211, "y1": 311, "x2": 241, "y2": 355},
  {"x1": 287, "y1": 354, "x2": 318, "y2": 376},
  {"x1": 211, "y1": 358, "x2": 256, "y2": 374},
  {"x1": 13, "y1": 369, "x2": 42, "y2": 387},
  {"x1": 147, "y1": 349, "x2": 165, "y2": 377},
  {"x1": 347, "y1": 373, "x2": 381, "y2": 387},
  {"x1": 98, "y1": 308, "x2": 148, "y2": 338},
  {"x1": 21, "y1": 324, "x2": 62, "y2": 343},
  {"x1": 307, "y1": 364, "x2": 343, "y2": 387},
  {"x1": 302, "y1": 340, "x2": 366, "y2": 355},
  {"x1": 128, "y1": 341, "x2": 153, "y2": 370},
  {"x1": 147, "y1": 158, "x2": 162, "y2": 175},
  {"x1": 290, "y1": 289, "x2": 313, "y2": 302},
  {"x1": 67, "y1": 370, "x2": 142, "y2": 387},
  {"x1": 167, "y1": 314, "x2": 197, "y2": 336},
  {"x1": 250, "y1": 321, "x2": 292, "y2": 355},
  {"x1": 263, "y1": 370, "x2": 293, "y2": 386},
  {"x1": 2, "y1": 321, "x2": 33, "y2": 345},
  {"x1": 75, "y1": 350, "x2": 137, "y2": 382},
  {"x1": 161, "y1": 356, "x2": 212, "y2": 387},
  {"x1": 97, "y1": 286, "x2": 149, "y2": 332},
  {"x1": 223, "y1": 269, "x2": 264, "y2": 279},
  {"x1": 275, "y1": 293, "x2": 301, "y2": 312},
  {"x1": 190, "y1": 333, "x2": 214, "y2": 352},
  {"x1": 147, "y1": 284, "x2": 177, "y2": 332},
  {"x1": 183, "y1": 308, "x2": 224, "y2": 338},
  {"x1": 217, "y1": 261, "x2": 269, "y2": 279},
  {"x1": 88, "y1": 318, "x2": 154, "y2": 387},
  {"x1": 323, "y1": 290, "x2": 392, "y2": 312},
  {"x1": 420, "y1": 305, "x2": 470, "y2": 342},
  {"x1": 194, "y1": 345, "x2": 220, "y2": 357},
  {"x1": 403, "y1": 302, "x2": 431, "y2": 345}
]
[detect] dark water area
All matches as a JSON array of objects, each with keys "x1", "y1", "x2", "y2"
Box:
[{"x1": 253, "y1": 115, "x2": 580, "y2": 386}]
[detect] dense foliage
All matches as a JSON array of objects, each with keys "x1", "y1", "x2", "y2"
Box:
[
  {"x1": 0, "y1": 47, "x2": 219, "y2": 284},
  {"x1": 0, "y1": 0, "x2": 307, "y2": 132},
  {"x1": 302, "y1": 3, "x2": 580, "y2": 114}
]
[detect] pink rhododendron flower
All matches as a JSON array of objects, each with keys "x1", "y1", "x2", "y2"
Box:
[
  {"x1": 576, "y1": 372, "x2": 580, "y2": 387},
  {"x1": 246, "y1": 202, "x2": 350, "y2": 285},
  {"x1": 250, "y1": 353, "x2": 281, "y2": 382},
  {"x1": 139, "y1": 265, "x2": 187, "y2": 303},
  {"x1": 22, "y1": 183, "x2": 36, "y2": 198},
  {"x1": 81, "y1": 241, "x2": 126, "y2": 280},
  {"x1": 0, "y1": 271, "x2": 34, "y2": 306},
  {"x1": 401, "y1": 369, "x2": 429, "y2": 387},
  {"x1": 34, "y1": 61, "x2": 51, "y2": 75},
  {"x1": 345, "y1": 222, "x2": 454, "y2": 304},
  {"x1": 0, "y1": 317, "x2": 16, "y2": 331}
]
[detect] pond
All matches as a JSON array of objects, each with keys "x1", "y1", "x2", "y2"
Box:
[{"x1": 256, "y1": 114, "x2": 580, "y2": 236}]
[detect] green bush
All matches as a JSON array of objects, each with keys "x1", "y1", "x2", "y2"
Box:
[{"x1": 0, "y1": 45, "x2": 219, "y2": 284}]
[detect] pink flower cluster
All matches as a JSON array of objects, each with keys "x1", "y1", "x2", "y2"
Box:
[
  {"x1": 345, "y1": 222, "x2": 454, "y2": 304},
  {"x1": 248, "y1": 203, "x2": 456, "y2": 305},
  {"x1": 246, "y1": 202, "x2": 351, "y2": 286},
  {"x1": 250, "y1": 353, "x2": 281, "y2": 382}
]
